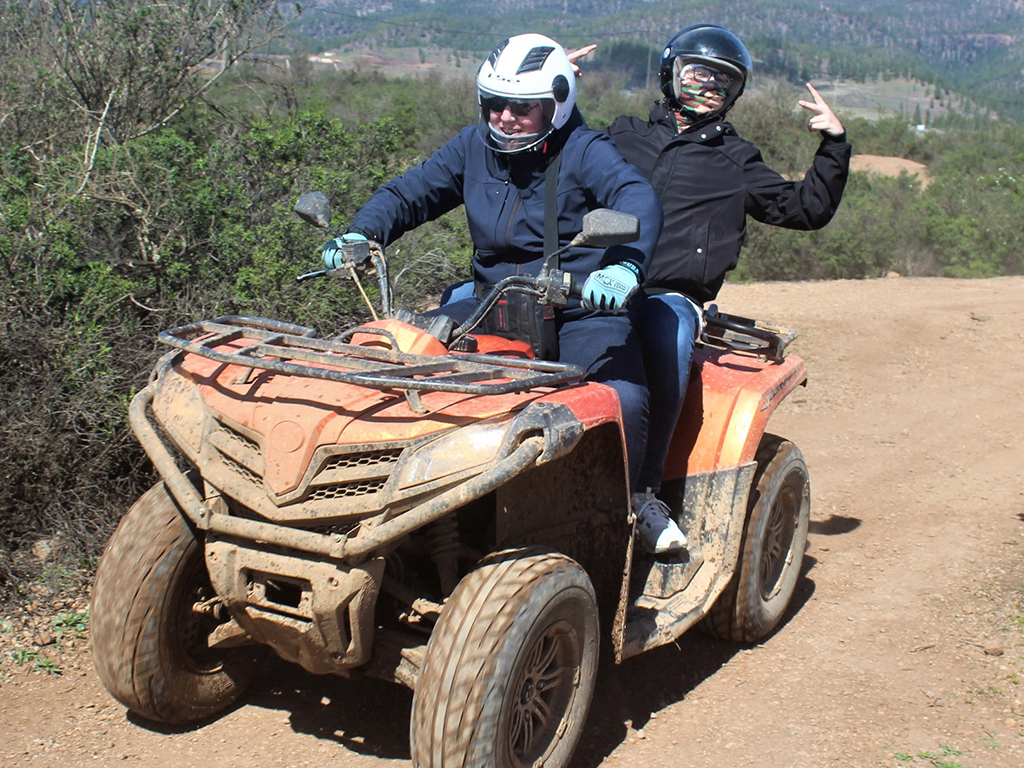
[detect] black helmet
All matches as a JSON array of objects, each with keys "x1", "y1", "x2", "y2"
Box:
[{"x1": 659, "y1": 24, "x2": 752, "y2": 118}]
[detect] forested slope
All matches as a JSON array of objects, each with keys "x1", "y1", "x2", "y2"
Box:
[{"x1": 292, "y1": 0, "x2": 1024, "y2": 118}]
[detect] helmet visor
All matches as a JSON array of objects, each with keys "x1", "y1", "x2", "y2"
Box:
[
  {"x1": 478, "y1": 89, "x2": 555, "y2": 153},
  {"x1": 671, "y1": 57, "x2": 744, "y2": 115},
  {"x1": 481, "y1": 96, "x2": 544, "y2": 118},
  {"x1": 678, "y1": 63, "x2": 734, "y2": 90}
]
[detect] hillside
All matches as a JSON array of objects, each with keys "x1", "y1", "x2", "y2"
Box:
[{"x1": 286, "y1": 0, "x2": 1024, "y2": 119}]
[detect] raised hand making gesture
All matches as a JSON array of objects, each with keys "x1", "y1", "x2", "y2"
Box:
[
  {"x1": 566, "y1": 44, "x2": 596, "y2": 76},
  {"x1": 800, "y1": 82, "x2": 845, "y2": 137},
  {"x1": 589, "y1": 24, "x2": 851, "y2": 523}
]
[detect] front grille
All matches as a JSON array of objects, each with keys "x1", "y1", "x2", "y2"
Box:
[
  {"x1": 222, "y1": 454, "x2": 262, "y2": 486},
  {"x1": 209, "y1": 422, "x2": 264, "y2": 489},
  {"x1": 221, "y1": 426, "x2": 260, "y2": 454},
  {"x1": 302, "y1": 446, "x2": 408, "y2": 506},
  {"x1": 322, "y1": 449, "x2": 403, "y2": 472},
  {"x1": 308, "y1": 479, "x2": 388, "y2": 501},
  {"x1": 205, "y1": 418, "x2": 409, "y2": 513}
]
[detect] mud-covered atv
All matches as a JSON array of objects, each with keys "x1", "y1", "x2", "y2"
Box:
[{"x1": 91, "y1": 194, "x2": 810, "y2": 768}]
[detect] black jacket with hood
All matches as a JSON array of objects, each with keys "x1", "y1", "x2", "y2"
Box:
[{"x1": 608, "y1": 102, "x2": 851, "y2": 304}]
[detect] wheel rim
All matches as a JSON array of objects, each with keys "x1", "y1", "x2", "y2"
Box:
[
  {"x1": 507, "y1": 619, "x2": 581, "y2": 767},
  {"x1": 759, "y1": 472, "x2": 802, "y2": 601}
]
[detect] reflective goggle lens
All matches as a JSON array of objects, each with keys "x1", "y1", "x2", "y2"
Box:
[
  {"x1": 483, "y1": 97, "x2": 540, "y2": 117},
  {"x1": 680, "y1": 64, "x2": 732, "y2": 88}
]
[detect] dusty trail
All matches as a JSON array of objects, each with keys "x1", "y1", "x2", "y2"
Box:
[{"x1": 2, "y1": 276, "x2": 1023, "y2": 768}]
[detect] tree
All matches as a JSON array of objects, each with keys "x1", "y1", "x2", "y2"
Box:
[
  {"x1": 2, "y1": 0, "x2": 294, "y2": 277},
  {"x1": 2, "y1": 0, "x2": 288, "y2": 160}
]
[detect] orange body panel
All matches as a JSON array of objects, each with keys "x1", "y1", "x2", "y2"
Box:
[
  {"x1": 351, "y1": 319, "x2": 535, "y2": 359},
  {"x1": 349, "y1": 320, "x2": 451, "y2": 356},
  {"x1": 468, "y1": 335, "x2": 535, "y2": 358},
  {"x1": 663, "y1": 347, "x2": 807, "y2": 479},
  {"x1": 173, "y1": 322, "x2": 624, "y2": 497}
]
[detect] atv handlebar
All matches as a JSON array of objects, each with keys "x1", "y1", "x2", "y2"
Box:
[
  {"x1": 293, "y1": 193, "x2": 634, "y2": 335},
  {"x1": 296, "y1": 243, "x2": 394, "y2": 318}
]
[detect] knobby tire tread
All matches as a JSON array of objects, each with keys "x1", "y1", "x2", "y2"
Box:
[
  {"x1": 91, "y1": 481, "x2": 260, "y2": 724},
  {"x1": 703, "y1": 435, "x2": 807, "y2": 642},
  {"x1": 411, "y1": 547, "x2": 594, "y2": 768},
  {"x1": 92, "y1": 485, "x2": 187, "y2": 721}
]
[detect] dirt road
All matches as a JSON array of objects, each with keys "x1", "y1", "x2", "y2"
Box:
[{"x1": 2, "y1": 276, "x2": 1023, "y2": 768}]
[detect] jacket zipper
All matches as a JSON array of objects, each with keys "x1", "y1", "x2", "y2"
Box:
[{"x1": 503, "y1": 192, "x2": 521, "y2": 251}]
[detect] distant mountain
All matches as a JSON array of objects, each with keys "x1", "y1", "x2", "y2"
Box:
[{"x1": 288, "y1": 0, "x2": 1024, "y2": 119}]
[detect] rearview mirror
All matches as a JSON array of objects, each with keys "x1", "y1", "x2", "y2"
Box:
[
  {"x1": 575, "y1": 209, "x2": 640, "y2": 248},
  {"x1": 294, "y1": 191, "x2": 332, "y2": 229}
]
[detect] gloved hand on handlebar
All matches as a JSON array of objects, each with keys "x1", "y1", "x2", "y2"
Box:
[
  {"x1": 581, "y1": 261, "x2": 641, "y2": 312},
  {"x1": 322, "y1": 232, "x2": 371, "y2": 273}
]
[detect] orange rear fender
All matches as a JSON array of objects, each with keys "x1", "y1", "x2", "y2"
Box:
[{"x1": 664, "y1": 349, "x2": 807, "y2": 479}]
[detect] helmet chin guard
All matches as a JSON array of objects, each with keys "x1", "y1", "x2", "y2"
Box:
[
  {"x1": 486, "y1": 122, "x2": 551, "y2": 154},
  {"x1": 476, "y1": 33, "x2": 576, "y2": 154}
]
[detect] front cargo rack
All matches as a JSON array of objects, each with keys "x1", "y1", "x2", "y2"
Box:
[
  {"x1": 701, "y1": 305, "x2": 798, "y2": 362},
  {"x1": 158, "y1": 316, "x2": 584, "y2": 397}
]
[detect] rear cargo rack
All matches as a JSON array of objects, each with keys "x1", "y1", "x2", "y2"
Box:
[
  {"x1": 158, "y1": 316, "x2": 584, "y2": 397},
  {"x1": 701, "y1": 305, "x2": 797, "y2": 362}
]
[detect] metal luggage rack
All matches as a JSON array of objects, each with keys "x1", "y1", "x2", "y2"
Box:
[
  {"x1": 700, "y1": 305, "x2": 797, "y2": 363},
  {"x1": 157, "y1": 316, "x2": 585, "y2": 399}
]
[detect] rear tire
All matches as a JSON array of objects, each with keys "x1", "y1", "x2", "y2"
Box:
[
  {"x1": 91, "y1": 481, "x2": 264, "y2": 724},
  {"x1": 410, "y1": 547, "x2": 599, "y2": 768},
  {"x1": 704, "y1": 436, "x2": 810, "y2": 642}
]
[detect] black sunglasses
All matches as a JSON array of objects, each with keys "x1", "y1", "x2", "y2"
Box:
[{"x1": 483, "y1": 97, "x2": 540, "y2": 117}]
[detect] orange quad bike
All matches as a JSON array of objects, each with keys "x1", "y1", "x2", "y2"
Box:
[{"x1": 91, "y1": 193, "x2": 810, "y2": 768}]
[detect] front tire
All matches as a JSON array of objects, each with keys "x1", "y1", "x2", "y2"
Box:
[
  {"x1": 410, "y1": 547, "x2": 599, "y2": 768},
  {"x1": 704, "y1": 435, "x2": 811, "y2": 642},
  {"x1": 91, "y1": 481, "x2": 264, "y2": 724}
]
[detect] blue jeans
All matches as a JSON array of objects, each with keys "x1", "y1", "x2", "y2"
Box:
[
  {"x1": 440, "y1": 279, "x2": 474, "y2": 305},
  {"x1": 437, "y1": 284, "x2": 649, "y2": 488},
  {"x1": 630, "y1": 293, "x2": 701, "y2": 492}
]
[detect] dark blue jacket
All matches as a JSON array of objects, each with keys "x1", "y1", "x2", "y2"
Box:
[{"x1": 349, "y1": 108, "x2": 662, "y2": 311}]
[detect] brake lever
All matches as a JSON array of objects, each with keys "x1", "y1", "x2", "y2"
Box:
[{"x1": 296, "y1": 268, "x2": 347, "y2": 283}]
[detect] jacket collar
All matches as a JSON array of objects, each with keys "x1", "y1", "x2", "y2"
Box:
[{"x1": 649, "y1": 101, "x2": 733, "y2": 141}]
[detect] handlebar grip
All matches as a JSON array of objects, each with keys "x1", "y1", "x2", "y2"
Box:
[{"x1": 567, "y1": 274, "x2": 583, "y2": 299}]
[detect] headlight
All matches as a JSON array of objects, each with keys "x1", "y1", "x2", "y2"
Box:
[
  {"x1": 152, "y1": 370, "x2": 207, "y2": 456},
  {"x1": 396, "y1": 417, "x2": 514, "y2": 489}
]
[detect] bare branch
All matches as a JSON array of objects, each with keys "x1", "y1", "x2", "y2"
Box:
[
  {"x1": 72, "y1": 85, "x2": 119, "y2": 199},
  {"x1": 128, "y1": 294, "x2": 166, "y2": 313},
  {"x1": 128, "y1": 18, "x2": 293, "y2": 142}
]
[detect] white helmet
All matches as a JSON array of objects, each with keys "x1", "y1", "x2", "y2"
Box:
[{"x1": 476, "y1": 33, "x2": 576, "y2": 154}]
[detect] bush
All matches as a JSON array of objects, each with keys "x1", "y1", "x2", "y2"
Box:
[{"x1": 0, "y1": 104, "x2": 471, "y2": 586}]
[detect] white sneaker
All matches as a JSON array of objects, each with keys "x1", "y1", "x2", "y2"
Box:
[{"x1": 632, "y1": 490, "x2": 687, "y2": 554}]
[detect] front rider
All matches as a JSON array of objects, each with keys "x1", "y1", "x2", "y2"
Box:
[{"x1": 322, "y1": 34, "x2": 674, "y2": 551}]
